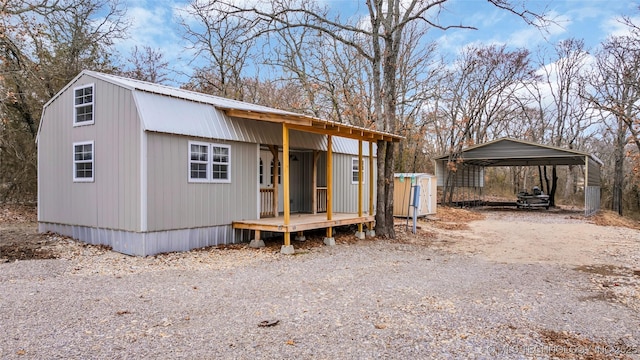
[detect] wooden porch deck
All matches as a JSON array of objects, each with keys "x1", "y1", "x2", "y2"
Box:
[{"x1": 232, "y1": 213, "x2": 375, "y2": 233}]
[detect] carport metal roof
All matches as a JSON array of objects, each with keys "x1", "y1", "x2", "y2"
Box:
[
  {"x1": 434, "y1": 138, "x2": 603, "y2": 167},
  {"x1": 435, "y1": 138, "x2": 602, "y2": 216}
]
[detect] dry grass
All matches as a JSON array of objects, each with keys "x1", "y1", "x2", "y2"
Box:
[
  {"x1": 590, "y1": 210, "x2": 640, "y2": 231},
  {"x1": 0, "y1": 204, "x2": 37, "y2": 223},
  {"x1": 425, "y1": 206, "x2": 485, "y2": 230},
  {"x1": 435, "y1": 206, "x2": 485, "y2": 223}
]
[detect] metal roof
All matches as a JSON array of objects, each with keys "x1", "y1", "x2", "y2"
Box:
[
  {"x1": 435, "y1": 138, "x2": 603, "y2": 167},
  {"x1": 133, "y1": 90, "x2": 374, "y2": 155},
  {"x1": 39, "y1": 70, "x2": 387, "y2": 155},
  {"x1": 86, "y1": 70, "x2": 400, "y2": 144}
]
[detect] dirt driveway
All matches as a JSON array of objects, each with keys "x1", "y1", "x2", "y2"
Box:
[
  {"x1": 431, "y1": 208, "x2": 639, "y2": 267},
  {"x1": 1, "y1": 205, "x2": 639, "y2": 359}
]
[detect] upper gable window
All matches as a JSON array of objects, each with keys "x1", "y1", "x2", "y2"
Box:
[{"x1": 74, "y1": 84, "x2": 94, "y2": 126}]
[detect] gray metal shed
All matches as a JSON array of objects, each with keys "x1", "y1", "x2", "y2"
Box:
[
  {"x1": 37, "y1": 70, "x2": 402, "y2": 256},
  {"x1": 435, "y1": 138, "x2": 602, "y2": 216}
]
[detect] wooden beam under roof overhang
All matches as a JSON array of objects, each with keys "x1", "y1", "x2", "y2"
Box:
[
  {"x1": 289, "y1": 123, "x2": 401, "y2": 142},
  {"x1": 222, "y1": 108, "x2": 312, "y2": 126},
  {"x1": 288, "y1": 123, "x2": 386, "y2": 142},
  {"x1": 222, "y1": 107, "x2": 402, "y2": 142}
]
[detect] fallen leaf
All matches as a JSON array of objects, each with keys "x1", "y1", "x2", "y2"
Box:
[
  {"x1": 16, "y1": 349, "x2": 26, "y2": 355},
  {"x1": 286, "y1": 339, "x2": 295, "y2": 346},
  {"x1": 374, "y1": 323, "x2": 387, "y2": 329}
]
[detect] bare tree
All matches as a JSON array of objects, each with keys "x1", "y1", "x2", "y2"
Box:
[
  {"x1": 184, "y1": 0, "x2": 546, "y2": 237},
  {"x1": 120, "y1": 45, "x2": 170, "y2": 84},
  {"x1": 529, "y1": 39, "x2": 595, "y2": 206},
  {"x1": 179, "y1": 1, "x2": 258, "y2": 99},
  {"x1": 0, "y1": 0, "x2": 127, "y2": 201},
  {"x1": 435, "y1": 44, "x2": 536, "y2": 203},
  {"x1": 587, "y1": 33, "x2": 640, "y2": 215}
]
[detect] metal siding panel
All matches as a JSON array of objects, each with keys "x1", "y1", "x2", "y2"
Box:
[
  {"x1": 40, "y1": 77, "x2": 139, "y2": 230},
  {"x1": 96, "y1": 80, "x2": 114, "y2": 229},
  {"x1": 332, "y1": 154, "x2": 357, "y2": 213},
  {"x1": 134, "y1": 91, "x2": 371, "y2": 156},
  {"x1": 68, "y1": 76, "x2": 98, "y2": 227},
  {"x1": 40, "y1": 76, "x2": 142, "y2": 232},
  {"x1": 146, "y1": 133, "x2": 258, "y2": 231},
  {"x1": 587, "y1": 157, "x2": 601, "y2": 187}
]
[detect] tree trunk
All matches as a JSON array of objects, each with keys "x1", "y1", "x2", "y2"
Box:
[
  {"x1": 375, "y1": 141, "x2": 396, "y2": 238},
  {"x1": 544, "y1": 166, "x2": 550, "y2": 196},
  {"x1": 612, "y1": 118, "x2": 626, "y2": 215},
  {"x1": 537, "y1": 165, "x2": 544, "y2": 193},
  {"x1": 549, "y1": 165, "x2": 558, "y2": 207},
  {"x1": 384, "y1": 142, "x2": 396, "y2": 233},
  {"x1": 375, "y1": 141, "x2": 387, "y2": 234}
]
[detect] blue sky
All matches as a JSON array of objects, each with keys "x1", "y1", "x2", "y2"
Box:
[{"x1": 116, "y1": 0, "x2": 640, "y2": 84}]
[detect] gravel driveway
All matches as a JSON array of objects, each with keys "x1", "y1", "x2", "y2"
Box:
[{"x1": 1, "y1": 210, "x2": 639, "y2": 359}]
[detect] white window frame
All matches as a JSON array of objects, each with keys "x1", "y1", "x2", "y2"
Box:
[
  {"x1": 73, "y1": 141, "x2": 94, "y2": 182},
  {"x1": 188, "y1": 141, "x2": 231, "y2": 183},
  {"x1": 351, "y1": 157, "x2": 365, "y2": 184},
  {"x1": 73, "y1": 84, "x2": 95, "y2": 126},
  {"x1": 188, "y1": 141, "x2": 210, "y2": 183},
  {"x1": 211, "y1": 144, "x2": 231, "y2": 183}
]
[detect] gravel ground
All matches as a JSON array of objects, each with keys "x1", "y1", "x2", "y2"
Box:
[{"x1": 1, "y1": 211, "x2": 640, "y2": 359}]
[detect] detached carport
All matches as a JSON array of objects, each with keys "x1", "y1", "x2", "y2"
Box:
[{"x1": 435, "y1": 138, "x2": 603, "y2": 216}]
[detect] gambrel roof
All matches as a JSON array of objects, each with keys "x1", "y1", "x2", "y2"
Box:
[{"x1": 39, "y1": 70, "x2": 401, "y2": 156}]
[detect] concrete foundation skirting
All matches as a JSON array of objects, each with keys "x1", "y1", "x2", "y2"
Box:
[{"x1": 38, "y1": 222, "x2": 237, "y2": 256}]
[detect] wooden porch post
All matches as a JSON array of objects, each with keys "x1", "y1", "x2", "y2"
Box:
[
  {"x1": 312, "y1": 150, "x2": 319, "y2": 215},
  {"x1": 368, "y1": 141, "x2": 375, "y2": 236},
  {"x1": 282, "y1": 123, "x2": 293, "y2": 254},
  {"x1": 269, "y1": 145, "x2": 279, "y2": 218},
  {"x1": 324, "y1": 135, "x2": 335, "y2": 245},
  {"x1": 356, "y1": 140, "x2": 365, "y2": 239}
]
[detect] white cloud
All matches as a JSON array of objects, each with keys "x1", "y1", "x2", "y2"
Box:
[
  {"x1": 111, "y1": 0, "x2": 194, "y2": 82},
  {"x1": 601, "y1": 15, "x2": 640, "y2": 38}
]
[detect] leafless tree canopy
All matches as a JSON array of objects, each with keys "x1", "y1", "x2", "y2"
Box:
[
  {"x1": 0, "y1": 0, "x2": 127, "y2": 201},
  {"x1": 2, "y1": 0, "x2": 639, "y2": 220}
]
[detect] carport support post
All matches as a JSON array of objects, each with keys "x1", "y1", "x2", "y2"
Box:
[
  {"x1": 281, "y1": 123, "x2": 294, "y2": 255},
  {"x1": 356, "y1": 140, "x2": 365, "y2": 240},
  {"x1": 367, "y1": 141, "x2": 375, "y2": 237},
  {"x1": 324, "y1": 135, "x2": 335, "y2": 246}
]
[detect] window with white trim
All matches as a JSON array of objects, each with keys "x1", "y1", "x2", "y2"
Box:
[
  {"x1": 74, "y1": 84, "x2": 94, "y2": 125},
  {"x1": 189, "y1": 142, "x2": 209, "y2": 181},
  {"x1": 259, "y1": 158, "x2": 263, "y2": 184},
  {"x1": 73, "y1": 141, "x2": 94, "y2": 182},
  {"x1": 352, "y1": 157, "x2": 365, "y2": 184},
  {"x1": 188, "y1": 141, "x2": 231, "y2": 183},
  {"x1": 212, "y1": 145, "x2": 230, "y2": 180}
]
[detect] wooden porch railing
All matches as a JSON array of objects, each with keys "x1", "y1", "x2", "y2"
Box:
[
  {"x1": 261, "y1": 187, "x2": 328, "y2": 216},
  {"x1": 260, "y1": 188, "x2": 275, "y2": 217},
  {"x1": 316, "y1": 187, "x2": 328, "y2": 213}
]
